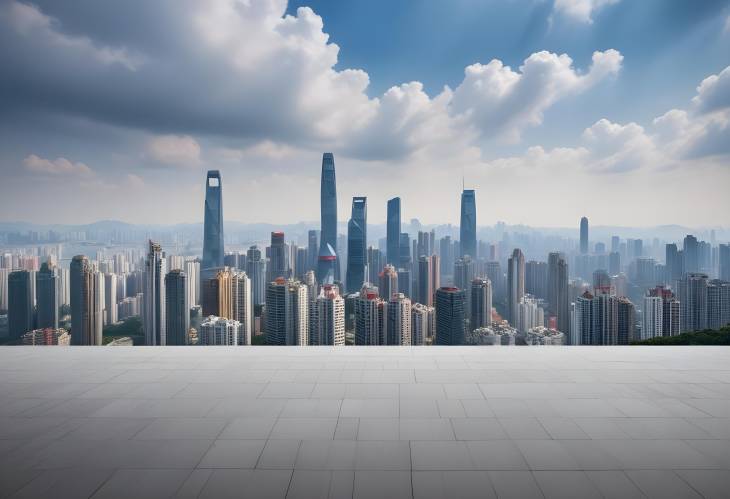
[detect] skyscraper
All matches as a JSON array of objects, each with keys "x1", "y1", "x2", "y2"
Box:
[
  {"x1": 165, "y1": 269, "x2": 189, "y2": 345},
  {"x1": 8, "y1": 270, "x2": 32, "y2": 340},
  {"x1": 666, "y1": 243, "x2": 682, "y2": 284},
  {"x1": 525, "y1": 260, "x2": 547, "y2": 300},
  {"x1": 269, "y1": 231, "x2": 288, "y2": 281},
  {"x1": 386, "y1": 197, "x2": 401, "y2": 266},
  {"x1": 355, "y1": 283, "x2": 384, "y2": 345},
  {"x1": 265, "y1": 278, "x2": 309, "y2": 345},
  {"x1": 580, "y1": 217, "x2": 589, "y2": 254},
  {"x1": 678, "y1": 273, "x2": 708, "y2": 332},
  {"x1": 199, "y1": 316, "x2": 240, "y2": 346},
  {"x1": 460, "y1": 189, "x2": 476, "y2": 258},
  {"x1": 411, "y1": 303, "x2": 435, "y2": 345},
  {"x1": 719, "y1": 244, "x2": 730, "y2": 281},
  {"x1": 379, "y1": 264, "x2": 398, "y2": 301},
  {"x1": 202, "y1": 269, "x2": 233, "y2": 319},
  {"x1": 143, "y1": 240, "x2": 167, "y2": 346},
  {"x1": 317, "y1": 153, "x2": 338, "y2": 283},
  {"x1": 507, "y1": 248, "x2": 525, "y2": 327},
  {"x1": 617, "y1": 297, "x2": 635, "y2": 345},
  {"x1": 683, "y1": 235, "x2": 699, "y2": 274},
  {"x1": 707, "y1": 279, "x2": 730, "y2": 330},
  {"x1": 232, "y1": 271, "x2": 253, "y2": 345},
  {"x1": 246, "y1": 246, "x2": 266, "y2": 306},
  {"x1": 385, "y1": 293, "x2": 411, "y2": 345},
  {"x1": 346, "y1": 197, "x2": 367, "y2": 294},
  {"x1": 314, "y1": 284, "x2": 345, "y2": 346},
  {"x1": 547, "y1": 252, "x2": 569, "y2": 336},
  {"x1": 435, "y1": 287, "x2": 466, "y2": 345},
  {"x1": 70, "y1": 255, "x2": 102, "y2": 345},
  {"x1": 202, "y1": 170, "x2": 224, "y2": 271},
  {"x1": 417, "y1": 255, "x2": 434, "y2": 306},
  {"x1": 470, "y1": 278, "x2": 493, "y2": 331},
  {"x1": 643, "y1": 286, "x2": 680, "y2": 339},
  {"x1": 185, "y1": 260, "x2": 200, "y2": 308},
  {"x1": 367, "y1": 247, "x2": 383, "y2": 285},
  {"x1": 35, "y1": 262, "x2": 58, "y2": 330},
  {"x1": 307, "y1": 230, "x2": 319, "y2": 273},
  {"x1": 104, "y1": 273, "x2": 118, "y2": 325}
]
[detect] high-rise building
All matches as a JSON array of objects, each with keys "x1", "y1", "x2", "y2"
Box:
[
  {"x1": 35, "y1": 262, "x2": 58, "y2": 330},
  {"x1": 314, "y1": 284, "x2": 345, "y2": 346},
  {"x1": 379, "y1": 264, "x2": 398, "y2": 301},
  {"x1": 385, "y1": 293, "x2": 411, "y2": 345},
  {"x1": 707, "y1": 279, "x2": 730, "y2": 330},
  {"x1": 720, "y1": 244, "x2": 730, "y2": 281},
  {"x1": 386, "y1": 197, "x2": 401, "y2": 266},
  {"x1": 346, "y1": 197, "x2": 367, "y2": 294},
  {"x1": 185, "y1": 260, "x2": 200, "y2": 308},
  {"x1": 232, "y1": 271, "x2": 253, "y2": 345},
  {"x1": 525, "y1": 260, "x2": 547, "y2": 300},
  {"x1": 439, "y1": 236, "x2": 454, "y2": 283},
  {"x1": 246, "y1": 246, "x2": 266, "y2": 306},
  {"x1": 666, "y1": 243, "x2": 682, "y2": 284},
  {"x1": 265, "y1": 278, "x2": 309, "y2": 345},
  {"x1": 202, "y1": 269, "x2": 233, "y2": 319},
  {"x1": 104, "y1": 273, "x2": 118, "y2": 325},
  {"x1": 70, "y1": 255, "x2": 102, "y2": 345},
  {"x1": 507, "y1": 248, "x2": 525, "y2": 327},
  {"x1": 199, "y1": 316, "x2": 240, "y2": 345},
  {"x1": 411, "y1": 303, "x2": 435, "y2": 345},
  {"x1": 269, "y1": 231, "x2": 288, "y2": 281},
  {"x1": 470, "y1": 278, "x2": 493, "y2": 331},
  {"x1": 354, "y1": 283, "x2": 385, "y2": 345},
  {"x1": 435, "y1": 287, "x2": 466, "y2": 345},
  {"x1": 143, "y1": 240, "x2": 167, "y2": 346},
  {"x1": 516, "y1": 295, "x2": 544, "y2": 334},
  {"x1": 592, "y1": 269, "x2": 611, "y2": 293},
  {"x1": 460, "y1": 189, "x2": 477, "y2": 258},
  {"x1": 307, "y1": 230, "x2": 319, "y2": 273},
  {"x1": 683, "y1": 235, "x2": 699, "y2": 274},
  {"x1": 8, "y1": 270, "x2": 32, "y2": 339},
  {"x1": 678, "y1": 273, "x2": 708, "y2": 332},
  {"x1": 643, "y1": 286, "x2": 680, "y2": 339},
  {"x1": 317, "y1": 153, "x2": 338, "y2": 283},
  {"x1": 202, "y1": 170, "x2": 224, "y2": 271},
  {"x1": 580, "y1": 217, "x2": 589, "y2": 254},
  {"x1": 574, "y1": 290, "x2": 618, "y2": 345},
  {"x1": 367, "y1": 247, "x2": 383, "y2": 285},
  {"x1": 22, "y1": 328, "x2": 70, "y2": 346},
  {"x1": 417, "y1": 255, "x2": 435, "y2": 306},
  {"x1": 608, "y1": 251, "x2": 621, "y2": 276},
  {"x1": 165, "y1": 269, "x2": 189, "y2": 346},
  {"x1": 617, "y1": 297, "x2": 635, "y2": 345},
  {"x1": 547, "y1": 252, "x2": 569, "y2": 337}
]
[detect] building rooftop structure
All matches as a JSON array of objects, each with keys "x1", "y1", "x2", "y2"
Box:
[{"x1": 0, "y1": 346, "x2": 728, "y2": 498}]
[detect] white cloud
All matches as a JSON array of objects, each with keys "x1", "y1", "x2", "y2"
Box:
[
  {"x1": 146, "y1": 135, "x2": 201, "y2": 166},
  {"x1": 692, "y1": 66, "x2": 730, "y2": 114},
  {"x1": 552, "y1": 0, "x2": 621, "y2": 24},
  {"x1": 23, "y1": 154, "x2": 93, "y2": 176}
]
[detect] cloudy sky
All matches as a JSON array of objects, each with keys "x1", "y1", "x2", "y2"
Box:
[{"x1": 1, "y1": 0, "x2": 729, "y2": 227}]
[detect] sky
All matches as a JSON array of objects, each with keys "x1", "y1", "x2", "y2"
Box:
[{"x1": 0, "y1": 0, "x2": 729, "y2": 228}]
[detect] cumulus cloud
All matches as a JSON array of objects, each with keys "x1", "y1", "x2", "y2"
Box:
[
  {"x1": 23, "y1": 154, "x2": 93, "y2": 176},
  {"x1": 692, "y1": 66, "x2": 730, "y2": 114},
  {"x1": 552, "y1": 0, "x2": 621, "y2": 24},
  {"x1": 0, "y1": 0, "x2": 622, "y2": 163},
  {"x1": 146, "y1": 135, "x2": 201, "y2": 166}
]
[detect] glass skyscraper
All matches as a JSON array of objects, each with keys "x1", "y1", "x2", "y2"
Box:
[
  {"x1": 317, "y1": 153, "x2": 338, "y2": 283},
  {"x1": 346, "y1": 197, "x2": 367, "y2": 294},
  {"x1": 202, "y1": 170, "x2": 224, "y2": 271},
  {"x1": 386, "y1": 197, "x2": 401, "y2": 266},
  {"x1": 435, "y1": 287, "x2": 466, "y2": 345},
  {"x1": 580, "y1": 217, "x2": 589, "y2": 255},
  {"x1": 460, "y1": 189, "x2": 476, "y2": 258}
]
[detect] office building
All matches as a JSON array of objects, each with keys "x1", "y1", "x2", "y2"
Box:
[
  {"x1": 378, "y1": 264, "x2": 398, "y2": 300},
  {"x1": 720, "y1": 244, "x2": 730, "y2": 281},
  {"x1": 165, "y1": 269, "x2": 189, "y2": 345},
  {"x1": 707, "y1": 279, "x2": 730, "y2": 330},
  {"x1": 70, "y1": 255, "x2": 102, "y2": 345},
  {"x1": 386, "y1": 197, "x2": 401, "y2": 266},
  {"x1": 417, "y1": 255, "x2": 435, "y2": 306},
  {"x1": 8, "y1": 270, "x2": 33, "y2": 340},
  {"x1": 143, "y1": 240, "x2": 167, "y2": 345},
  {"x1": 35, "y1": 262, "x2": 58, "y2": 330},
  {"x1": 231, "y1": 271, "x2": 252, "y2": 345},
  {"x1": 547, "y1": 252, "x2": 569, "y2": 338},
  {"x1": 385, "y1": 293, "x2": 411, "y2": 345},
  {"x1": 580, "y1": 217, "x2": 589, "y2": 254},
  {"x1": 346, "y1": 197, "x2": 367, "y2": 294},
  {"x1": 354, "y1": 283, "x2": 385, "y2": 345},
  {"x1": 460, "y1": 189, "x2": 476, "y2": 258},
  {"x1": 678, "y1": 273, "x2": 708, "y2": 332},
  {"x1": 202, "y1": 170, "x2": 224, "y2": 271},
  {"x1": 525, "y1": 260, "x2": 547, "y2": 300},
  {"x1": 265, "y1": 278, "x2": 309, "y2": 345},
  {"x1": 435, "y1": 287, "x2": 466, "y2": 345},
  {"x1": 317, "y1": 153, "x2": 339, "y2": 282},
  {"x1": 470, "y1": 278, "x2": 492, "y2": 331},
  {"x1": 104, "y1": 273, "x2": 118, "y2": 325},
  {"x1": 246, "y1": 246, "x2": 266, "y2": 306},
  {"x1": 507, "y1": 248, "x2": 525, "y2": 327}
]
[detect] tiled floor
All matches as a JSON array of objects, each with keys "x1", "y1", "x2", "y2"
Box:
[{"x1": 0, "y1": 346, "x2": 729, "y2": 498}]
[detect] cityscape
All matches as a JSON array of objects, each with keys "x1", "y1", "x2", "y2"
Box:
[
  {"x1": 1, "y1": 1, "x2": 730, "y2": 498},
  {"x1": 1, "y1": 154, "x2": 729, "y2": 347}
]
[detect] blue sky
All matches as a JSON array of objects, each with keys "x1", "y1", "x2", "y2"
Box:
[{"x1": 0, "y1": 0, "x2": 729, "y2": 227}]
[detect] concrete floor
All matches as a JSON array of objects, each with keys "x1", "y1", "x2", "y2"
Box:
[{"x1": 0, "y1": 346, "x2": 729, "y2": 498}]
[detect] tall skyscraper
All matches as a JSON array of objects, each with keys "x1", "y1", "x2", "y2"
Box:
[
  {"x1": 460, "y1": 189, "x2": 477, "y2": 258},
  {"x1": 678, "y1": 273, "x2": 708, "y2": 332},
  {"x1": 435, "y1": 287, "x2": 466, "y2": 345},
  {"x1": 246, "y1": 246, "x2": 266, "y2": 306},
  {"x1": 547, "y1": 252, "x2": 569, "y2": 336},
  {"x1": 642, "y1": 294, "x2": 664, "y2": 340},
  {"x1": 104, "y1": 273, "x2": 118, "y2": 325},
  {"x1": 683, "y1": 235, "x2": 699, "y2": 274},
  {"x1": 185, "y1": 260, "x2": 200, "y2": 307},
  {"x1": 386, "y1": 197, "x2": 401, "y2": 266},
  {"x1": 417, "y1": 255, "x2": 434, "y2": 306},
  {"x1": 35, "y1": 262, "x2": 58, "y2": 330},
  {"x1": 165, "y1": 269, "x2": 189, "y2": 346},
  {"x1": 355, "y1": 283, "x2": 384, "y2": 345},
  {"x1": 707, "y1": 279, "x2": 730, "y2": 330},
  {"x1": 379, "y1": 264, "x2": 398, "y2": 300},
  {"x1": 719, "y1": 244, "x2": 730, "y2": 281},
  {"x1": 666, "y1": 243, "x2": 682, "y2": 284},
  {"x1": 574, "y1": 290, "x2": 618, "y2": 345},
  {"x1": 317, "y1": 153, "x2": 338, "y2": 283},
  {"x1": 617, "y1": 297, "x2": 635, "y2": 345},
  {"x1": 507, "y1": 248, "x2": 525, "y2": 327},
  {"x1": 411, "y1": 303, "x2": 435, "y2": 345},
  {"x1": 269, "y1": 231, "x2": 288, "y2": 281},
  {"x1": 265, "y1": 278, "x2": 309, "y2": 345},
  {"x1": 8, "y1": 270, "x2": 32, "y2": 339},
  {"x1": 232, "y1": 271, "x2": 253, "y2": 345},
  {"x1": 70, "y1": 255, "x2": 102, "y2": 345},
  {"x1": 143, "y1": 240, "x2": 167, "y2": 346},
  {"x1": 346, "y1": 197, "x2": 367, "y2": 294},
  {"x1": 367, "y1": 247, "x2": 383, "y2": 285},
  {"x1": 202, "y1": 269, "x2": 233, "y2": 319},
  {"x1": 385, "y1": 293, "x2": 411, "y2": 345},
  {"x1": 580, "y1": 217, "x2": 589, "y2": 254},
  {"x1": 470, "y1": 278, "x2": 493, "y2": 331},
  {"x1": 525, "y1": 260, "x2": 547, "y2": 300},
  {"x1": 307, "y1": 230, "x2": 319, "y2": 273},
  {"x1": 643, "y1": 286, "x2": 680, "y2": 339},
  {"x1": 202, "y1": 170, "x2": 224, "y2": 271},
  {"x1": 314, "y1": 284, "x2": 345, "y2": 346}
]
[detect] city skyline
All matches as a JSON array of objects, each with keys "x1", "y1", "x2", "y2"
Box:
[{"x1": 0, "y1": 0, "x2": 729, "y2": 226}]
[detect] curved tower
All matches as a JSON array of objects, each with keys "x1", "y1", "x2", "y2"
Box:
[
  {"x1": 317, "y1": 153, "x2": 338, "y2": 282},
  {"x1": 202, "y1": 170, "x2": 224, "y2": 271}
]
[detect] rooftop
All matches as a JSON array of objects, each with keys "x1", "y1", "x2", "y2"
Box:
[{"x1": 1, "y1": 346, "x2": 729, "y2": 498}]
